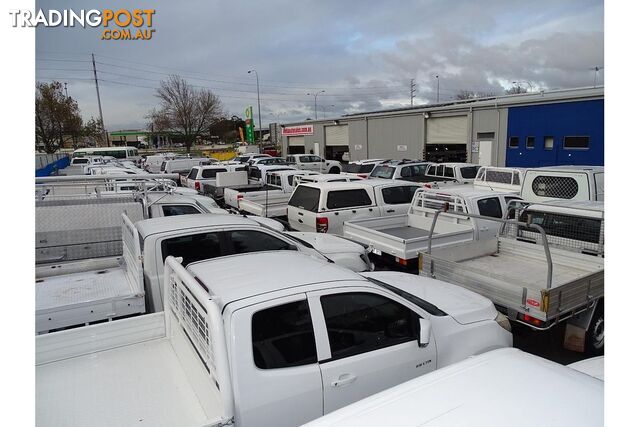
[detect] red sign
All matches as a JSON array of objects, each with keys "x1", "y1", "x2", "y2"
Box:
[
  {"x1": 283, "y1": 125, "x2": 314, "y2": 136},
  {"x1": 526, "y1": 299, "x2": 540, "y2": 307}
]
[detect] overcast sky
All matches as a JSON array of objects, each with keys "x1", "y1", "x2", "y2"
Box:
[{"x1": 36, "y1": 0, "x2": 604, "y2": 131}]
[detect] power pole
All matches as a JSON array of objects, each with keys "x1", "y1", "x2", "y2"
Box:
[
  {"x1": 410, "y1": 79, "x2": 416, "y2": 106},
  {"x1": 591, "y1": 66, "x2": 603, "y2": 87},
  {"x1": 91, "y1": 53, "x2": 109, "y2": 147},
  {"x1": 64, "y1": 82, "x2": 68, "y2": 98},
  {"x1": 435, "y1": 75, "x2": 440, "y2": 103}
]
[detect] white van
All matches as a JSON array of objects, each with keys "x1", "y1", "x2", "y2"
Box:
[
  {"x1": 287, "y1": 180, "x2": 421, "y2": 235},
  {"x1": 160, "y1": 157, "x2": 212, "y2": 175},
  {"x1": 521, "y1": 166, "x2": 604, "y2": 203}
]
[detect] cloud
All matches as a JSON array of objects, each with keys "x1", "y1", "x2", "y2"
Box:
[{"x1": 35, "y1": 0, "x2": 604, "y2": 128}]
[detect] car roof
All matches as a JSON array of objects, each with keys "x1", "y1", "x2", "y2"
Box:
[
  {"x1": 187, "y1": 252, "x2": 364, "y2": 307},
  {"x1": 299, "y1": 179, "x2": 418, "y2": 190},
  {"x1": 377, "y1": 160, "x2": 428, "y2": 166},
  {"x1": 135, "y1": 213, "x2": 261, "y2": 238},
  {"x1": 533, "y1": 165, "x2": 604, "y2": 173},
  {"x1": 524, "y1": 200, "x2": 604, "y2": 217},
  {"x1": 304, "y1": 348, "x2": 603, "y2": 427},
  {"x1": 422, "y1": 185, "x2": 514, "y2": 198},
  {"x1": 349, "y1": 159, "x2": 389, "y2": 165}
]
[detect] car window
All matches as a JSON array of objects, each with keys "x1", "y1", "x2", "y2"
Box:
[
  {"x1": 400, "y1": 167, "x2": 411, "y2": 178},
  {"x1": 370, "y1": 165, "x2": 396, "y2": 179},
  {"x1": 520, "y1": 211, "x2": 602, "y2": 244},
  {"x1": 252, "y1": 300, "x2": 318, "y2": 369},
  {"x1": 320, "y1": 292, "x2": 418, "y2": 360},
  {"x1": 228, "y1": 230, "x2": 296, "y2": 254},
  {"x1": 310, "y1": 156, "x2": 322, "y2": 162},
  {"x1": 201, "y1": 168, "x2": 227, "y2": 179},
  {"x1": 476, "y1": 197, "x2": 503, "y2": 218},
  {"x1": 160, "y1": 231, "x2": 223, "y2": 266},
  {"x1": 460, "y1": 166, "x2": 480, "y2": 179},
  {"x1": 161, "y1": 205, "x2": 202, "y2": 216},
  {"x1": 382, "y1": 186, "x2": 418, "y2": 205},
  {"x1": 444, "y1": 167, "x2": 454, "y2": 178},
  {"x1": 288, "y1": 186, "x2": 321, "y2": 212},
  {"x1": 187, "y1": 168, "x2": 198, "y2": 180},
  {"x1": 299, "y1": 156, "x2": 310, "y2": 163},
  {"x1": 326, "y1": 189, "x2": 372, "y2": 209}
]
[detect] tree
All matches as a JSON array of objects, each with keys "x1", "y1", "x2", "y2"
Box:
[
  {"x1": 82, "y1": 117, "x2": 105, "y2": 148},
  {"x1": 35, "y1": 81, "x2": 84, "y2": 153},
  {"x1": 505, "y1": 85, "x2": 528, "y2": 95},
  {"x1": 455, "y1": 90, "x2": 496, "y2": 100},
  {"x1": 210, "y1": 116, "x2": 245, "y2": 143},
  {"x1": 148, "y1": 75, "x2": 223, "y2": 152}
]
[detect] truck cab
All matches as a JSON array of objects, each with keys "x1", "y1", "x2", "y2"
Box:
[{"x1": 286, "y1": 154, "x2": 343, "y2": 174}]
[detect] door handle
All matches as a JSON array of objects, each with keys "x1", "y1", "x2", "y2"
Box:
[
  {"x1": 331, "y1": 373, "x2": 357, "y2": 387},
  {"x1": 298, "y1": 212, "x2": 304, "y2": 216},
  {"x1": 352, "y1": 210, "x2": 357, "y2": 213},
  {"x1": 387, "y1": 209, "x2": 395, "y2": 213},
  {"x1": 298, "y1": 219, "x2": 303, "y2": 223}
]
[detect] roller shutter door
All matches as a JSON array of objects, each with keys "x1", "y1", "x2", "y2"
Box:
[
  {"x1": 288, "y1": 136, "x2": 305, "y2": 146},
  {"x1": 426, "y1": 116, "x2": 468, "y2": 145},
  {"x1": 325, "y1": 125, "x2": 349, "y2": 146}
]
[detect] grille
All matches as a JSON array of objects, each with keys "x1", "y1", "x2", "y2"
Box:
[{"x1": 531, "y1": 176, "x2": 578, "y2": 199}]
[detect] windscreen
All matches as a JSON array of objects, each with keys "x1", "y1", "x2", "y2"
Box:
[
  {"x1": 288, "y1": 186, "x2": 321, "y2": 212},
  {"x1": 345, "y1": 163, "x2": 376, "y2": 173},
  {"x1": 460, "y1": 166, "x2": 481, "y2": 179},
  {"x1": 370, "y1": 165, "x2": 396, "y2": 179}
]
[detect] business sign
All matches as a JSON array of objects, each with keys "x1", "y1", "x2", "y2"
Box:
[
  {"x1": 397, "y1": 145, "x2": 408, "y2": 152},
  {"x1": 244, "y1": 106, "x2": 255, "y2": 143},
  {"x1": 283, "y1": 125, "x2": 314, "y2": 136}
]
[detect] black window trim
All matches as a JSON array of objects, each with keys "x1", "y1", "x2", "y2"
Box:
[
  {"x1": 562, "y1": 135, "x2": 590, "y2": 150},
  {"x1": 508, "y1": 136, "x2": 520, "y2": 149},
  {"x1": 367, "y1": 277, "x2": 447, "y2": 317}
]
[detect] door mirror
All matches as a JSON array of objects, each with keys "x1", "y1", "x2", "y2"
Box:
[{"x1": 418, "y1": 317, "x2": 431, "y2": 347}]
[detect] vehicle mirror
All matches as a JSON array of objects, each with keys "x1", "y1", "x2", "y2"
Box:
[{"x1": 419, "y1": 317, "x2": 431, "y2": 347}]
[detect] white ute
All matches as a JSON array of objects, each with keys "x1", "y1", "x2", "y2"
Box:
[
  {"x1": 303, "y1": 348, "x2": 603, "y2": 427},
  {"x1": 286, "y1": 154, "x2": 343, "y2": 173},
  {"x1": 36, "y1": 251, "x2": 512, "y2": 427}
]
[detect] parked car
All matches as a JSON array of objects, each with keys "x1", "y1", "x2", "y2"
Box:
[
  {"x1": 185, "y1": 164, "x2": 247, "y2": 192},
  {"x1": 287, "y1": 180, "x2": 422, "y2": 235},
  {"x1": 303, "y1": 348, "x2": 603, "y2": 427},
  {"x1": 247, "y1": 156, "x2": 289, "y2": 166},
  {"x1": 473, "y1": 166, "x2": 527, "y2": 193},
  {"x1": 342, "y1": 159, "x2": 390, "y2": 178},
  {"x1": 343, "y1": 186, "x2": 520, "y2": 267},
  {"x1": 520, "y1": 166, "x2": 604, "y2": 203},
  {"x1": 424, "y1": 162, "x2": 481, "y2": 184},
  {"x1": 369, "y1": 160, "x2": 430, "y2": 182},
  {"x1": 36, "y1": 251, "x2": 512, "y2": 427},
  {"x1": 160, "y1": 157, "x2": 213, "y2": 176},
  {"x1": 286, "y1": 154, "x2": 342, "y2": 173}
]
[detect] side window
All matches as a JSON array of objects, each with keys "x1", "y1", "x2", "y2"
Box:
[
  {"x1": 382, "y1": 186, "x2": 417, "y2": 205},
  {"x1": 320, "y1": 292, "x2": 419, "y2": 360},
  {"x1": 252, "y1": 300, "x2": 318, "y2": 369},
  {"x1": 444, "y1": 167, "x2": 454, "y2": 178},
  {"x1": 310, "y1": 156, "x2": 322, "y2": 162},
  {"x1": 202, "y1": 168, "x2": 227, "y2": 179},
  {"x1": 161, "y1": 205, "x2": 202, "y2": 216},
  {"x1": 228, "y1": 230, "x2": 296, "y2": 254},
  {"x1": 400, "y1": 167, "x2": 411, "y2": 178},
  {"x1": 326, "y1": 189, "x2": 372, "y2": 209},
  {"x1": 504, "y1": 196, "x2": 522, "y2": 219},
  {"x1": 476, "y1": 197, "x2": 503, "y2": 218},
  {"x1": 299, "y1": 156, "x2": 310, "y2": 163},
  {"x1": 436, "y1": 165, "x2": 444, "y2": 176},
  {"x1": 427, "y1": 165, "x2": 437, "y2": 175},
  {"x1": 187, "y1": 168, "x2": 198, "y2": 180},
  {"x1": 160, "y1": 232, "x2": 224, "y2": 265}
]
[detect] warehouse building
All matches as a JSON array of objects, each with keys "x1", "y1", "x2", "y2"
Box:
[{"x1": 280, "y1": 86, "x2": 603, "y2": 167}]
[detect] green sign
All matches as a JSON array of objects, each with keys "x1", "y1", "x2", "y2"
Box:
[{"x1": 244, "y1": 106, "x2": 255, "y2": 143}]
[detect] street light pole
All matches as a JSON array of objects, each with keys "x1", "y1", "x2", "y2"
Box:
[
  {"x1": 435, "y1": 75, "x2": 440, "y2": 103},
  {"x1": 248, "y1": 70, "x2": 262, "y2": 143},
  {"x1": 307, "y1": 90, "x2": 325, "y2": 120}
]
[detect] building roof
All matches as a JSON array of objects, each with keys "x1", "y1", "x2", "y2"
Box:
[{"x1": 187, "y1": 252, "x2": 363, "y2": 307}]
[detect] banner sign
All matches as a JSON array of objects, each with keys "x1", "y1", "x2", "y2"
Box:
[
  {"x1": 283, "y1": 125, "x2": 314, "y2": 136},
  {"x1": 244, "y1": 106, "x2": 255, "y2": 143}
]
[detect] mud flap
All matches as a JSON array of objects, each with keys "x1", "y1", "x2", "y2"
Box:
[{"x1": 564, "y1": 323, "x2": 586, "y2": 353}]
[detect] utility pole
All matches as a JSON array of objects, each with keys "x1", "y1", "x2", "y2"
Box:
[
  {"x1": 435, "y1": 75, "x2": 440, "y2": 103},
  {"x1": 306, "y1": 90, "x2": 325, "y2": 120},
  {"x1": 410, "y1": 79, "x2": 416, "y2": 106},
  {"x1": 248, "y1": 70, "x2": 262, "y2": 143},
  {"x1": 64, "y1": 82, "x2": 68, "y2": 98},
  {"x1": 91, "y1": 53, "x2": 109, "y2": 147}
]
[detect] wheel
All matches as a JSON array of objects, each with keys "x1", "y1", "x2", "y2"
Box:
[
  {"x1": 585, "y1": 303, "x2": 604, "y2": 355},
  {"x1": 329, "y1": 167, "x2": 340, "y2": 174}
]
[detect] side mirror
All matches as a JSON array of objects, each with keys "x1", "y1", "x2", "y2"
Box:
[{"x1": 419, "y1": 317, "x2": 431, "y2": 347}]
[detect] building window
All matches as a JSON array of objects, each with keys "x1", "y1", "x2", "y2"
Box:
[
  {"x1": 563, "y1": 136, "x2": 590, "y2": 150},
  {"x1": 509, "y1": 136, "x2": 519, "y2": 148},
  {"x1": 544, "y1": 136, "x2": 554, "y2": 150},
  {"x1": 477, "y1": 132, "x2": 495, "y2": 140},
  {"x1": 526, "y1": 136, "x2": 535, "y2": 149}
]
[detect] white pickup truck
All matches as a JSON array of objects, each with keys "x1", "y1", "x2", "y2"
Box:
[
  {"x1": 286, "y1": 154, "x2": 342, "y2": 173},
  {"x1": 419, "y1": 212, "x2": 604, "y2": 354},
  {"x1": 424, "y1": 162, "x2": 481, "y2": 184},
  {"x1": 35, "y1": 213, "x2": 375, "y2": 334},
  {"x1": 288, "y1": 180, "x2": 422, "y2": 235},
  {"x1": 303, "y1": 348, "x2": 603, "y2": 427},
  {"x1": 36, "y1": 251, "x2": 512, "y2": 427},
  {"x1": 343, "y1": 187, "x2": 519, "y2": 267},
  {"x1": 185, "y1": 164, "x2": 248, "y2": 192}
]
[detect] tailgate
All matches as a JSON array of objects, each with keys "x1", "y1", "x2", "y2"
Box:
[
  {"x1": 288, "y1": 205, "x2": 318, "y2": 231},
  {"x1": 239, "y1": 198, "x2": 289, "y2": 217}
]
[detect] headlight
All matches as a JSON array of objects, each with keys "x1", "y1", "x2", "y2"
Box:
[{"x1": 495, "y1": 312, "x2": 512, "y2": 332}]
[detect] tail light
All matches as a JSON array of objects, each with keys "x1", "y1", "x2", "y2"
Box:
[
  {"x1": 357, "y1": 174, "x2": 368, "y2": 178},
  {"x1": 195, "y1": 181, "x2": 201, "y2": 191},
  {"x1": 237, "y1": 194, "x2": 244, "y2": 201},
  {"x1": 423, "y1": 183, "x2": 432, "y2": 188},
  {"x1": 316, "y1": 217, "x2": 329, "y2": 233},
  {"x1": 519, "y1": 313, "x2": 543, "y2": 328},
  {"x1": 395, "y1": 257, "x2": 408, "y2": 266}
]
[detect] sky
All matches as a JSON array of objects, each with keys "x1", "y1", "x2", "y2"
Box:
[{"x1": 35, "y1": 0, "x2": 604, "y2": 131}]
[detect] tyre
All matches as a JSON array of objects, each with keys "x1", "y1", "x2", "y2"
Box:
[
  {"x1": 329, "y1": 167, "x2": 340, "y2": 174},
  {"x1": 585, "y1": 302, "x2": 604, "y2": 355}
]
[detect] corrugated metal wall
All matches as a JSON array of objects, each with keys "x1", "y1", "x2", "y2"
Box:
[{"x1": 324, "y1": 125, "x2": 349, "y2": 146}]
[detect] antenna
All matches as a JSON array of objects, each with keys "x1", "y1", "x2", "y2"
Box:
[
  {"x1": 590, "y1": 66, "x2": 604, "y2": 87},
  {"x1": 410, "y1": 79, "x2": 416, "y2": 106}
]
